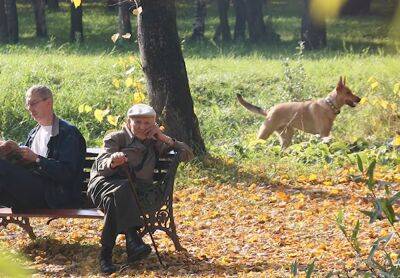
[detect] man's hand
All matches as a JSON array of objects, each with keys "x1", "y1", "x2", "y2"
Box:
[
  {"x1": 145, "y1": 124, "x2": 163, "y2": 140},
  {"x1": 110, "y1": 152, "x2": 127, "y2": 169},
  {"x1": 18, "y1": 146, "x2": 38, "y2": 162}
]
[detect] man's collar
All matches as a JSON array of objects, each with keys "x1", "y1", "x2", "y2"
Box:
[
  {"x1": 324, "y1": 97, "x2": 340, "y2": 114},
  {"x1": 50, "y1": 114, "x2": 60, "y2": 136}
]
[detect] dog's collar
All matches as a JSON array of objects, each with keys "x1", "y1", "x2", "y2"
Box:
[{"x1": 325, "y1": 97, "x2": 340, "y2": 114}]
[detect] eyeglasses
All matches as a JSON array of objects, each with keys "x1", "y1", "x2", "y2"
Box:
[{"x1": 25, "y1": 97, "x2": 48, "y2": 108}]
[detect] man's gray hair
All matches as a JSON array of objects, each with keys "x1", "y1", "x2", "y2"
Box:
[{"x1": 26, "y1": 85, "x2": 53, "y2": 100}]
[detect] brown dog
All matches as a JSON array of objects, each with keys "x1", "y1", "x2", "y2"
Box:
[{"x1": 237, "y1": 77, "x2": 361, "y2": 148}]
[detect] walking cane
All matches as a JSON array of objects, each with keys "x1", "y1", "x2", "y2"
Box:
[{"x1": 121, "y1": 164, "x2": 165, "y2": 267}]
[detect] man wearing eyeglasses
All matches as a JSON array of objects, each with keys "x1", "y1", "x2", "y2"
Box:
[{"x1": 0, "y1": 85, "x2": 86, "y2": 209}]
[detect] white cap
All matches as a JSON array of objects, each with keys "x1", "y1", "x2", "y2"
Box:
[{"x1": 127, "y1": 104, "x2": 156, "y2": 117}]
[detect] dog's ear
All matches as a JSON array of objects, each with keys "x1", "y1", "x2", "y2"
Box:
[{"x1": 337, "y1": 76, "x2": 344, "y2": 91}]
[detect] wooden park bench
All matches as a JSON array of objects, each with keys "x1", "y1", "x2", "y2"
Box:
[{"x1": 0, "y1": 148, "x2": 185, "y2": 251}]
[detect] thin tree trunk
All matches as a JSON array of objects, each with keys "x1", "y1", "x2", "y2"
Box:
[
  {"x1": 118, "y1": 0, "x2": 131, "y2": 35},
  {"x1": 214, "y1": 0, "x2": 231, "y2": 41},
  {"x1": 341, "y1": 0, "x2": 372, "y2": 15},
  {"x1": 4, "y1": 0, "x2": 18, "y2": 43},
  {"x1": 32, "y1": 0, "x2": 47, "y2": 37},
  {"x1": 190, "y1": 0, "x2": 207, "y2": 41},
  {"x1": 137, "y1": 0, "x2": 206, "y2": 155},
  {"x1": 47, "y1": 0, "x2": 59, "y2": 11},
  {"x1": 70, "y1": 2, "x2": 83, "y2": 42},
  {"x1": 233, "y1": 0, "x2": 246, "y2": 41},
  {"x1": 0, "y1": 0, "x2": 8, "y2": 43},
  {"x1": 245, "y1": 0, "x2": 279, "y2": 42},
  {"x1": 301, "y1": 0, "x2": 326, "y2": 50}
]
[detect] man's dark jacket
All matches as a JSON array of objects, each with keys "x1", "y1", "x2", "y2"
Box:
[{"x1": 24, "y1": 115, "x2": 86, "y2": 208}]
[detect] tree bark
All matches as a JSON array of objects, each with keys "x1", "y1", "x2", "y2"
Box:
[
  {"x1": 233, "y1": 0, "x2": 246, "y2": 41},
  {"x1": 190, "y1": 0, "x2": 207, "y2": 41},
  {"x1": 118, "y1": 0, "x2": 131, "y2": 35},
  {"x1": 32, "y1": 0, "x2": 47, "y2": 37},
  {"x1": 4, "y1": 0, "x2": 18, "y2": 43},
  {"x1": 137, "y1": 0, "x2": 206, "y2": 155},
  {"x1": 341, "y1": 0, "x2": 372, "y2": 16},
  {"x1": 245, "y1": 0, "x2": 279, "y2": 42},
  {"x1": 47, "y1": 0, "x2": 59, "y2": 11},
  {"x1": 70, "y1": 2, "x2": 83, "y2": 42},
  {"x1": 301, "y1": 0, "x2": 326, "y2": 50},
  {"x1": 0, "y1": 0, "x2": 8, "y2": 43},
  {"x1": 214, "y1": 0, "x2": 231, "y2": 41}
]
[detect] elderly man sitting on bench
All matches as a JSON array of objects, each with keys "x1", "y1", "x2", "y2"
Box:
[{"x1": 0, "y1": 85, "x2": 86, "y2": 210}]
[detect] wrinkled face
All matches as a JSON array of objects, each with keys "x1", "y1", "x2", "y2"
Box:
[
  {"x1": 128, "y1": 116, "x2": 156, "y2": 140},
  {"x1": 336, "y1": 77, "x2": 361, "y2": 107},
  {"x1": 25, "y1": 92, "x2": 53, "y2": 123}
]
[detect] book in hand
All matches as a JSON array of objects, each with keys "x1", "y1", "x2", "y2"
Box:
[{"x1": 0, "y1": 140, "x2": 24, "y2": 164}]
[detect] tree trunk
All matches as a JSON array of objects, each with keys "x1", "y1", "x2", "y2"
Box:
[
  {"x1": 32, "y1": 0, "x2": 47, "y2": 37},
  {"x1": 0, "y1": 0, "x2": 8, "y2": 43},
  {"x1": 233, "y1": 0, "x2": 246, "y2": 41},
  {"x1": 106, "y1": 0, "x2": 116, "y2": 12},
  {"x1": 47, "y1": 0, "x2": 59, "y2": 11},
  {"x1": 341, "y1": 0, "x2": 372, "y2": 16},
  {"x1": 190, "y1": 0, "x2": 207, "y2": 41},
  {"x1": 70, "y1": 2, "x2": 83, "y2": 42},
  {"x1": 214, "y1": 0, "x2": 231, "y2": 41},
  {"x1": 118, "y1": 0, "x2": 131, "y2": 35},
  {"x1": 4, "y1": 0, "x2": 18, "y2": 43},
  {"x1": 301, "y1": 0, "x2": 326, "y2": 50},
  {"x1": 137, "y1": 0, "x2": 206, "y2": 155},
  {"x1": 245, "y1": 0, "x2": 279, "y2": 42}
]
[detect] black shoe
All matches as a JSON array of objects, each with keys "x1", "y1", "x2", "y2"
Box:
[
  {"x1": 100, "y1": 246, "x2": 117, "y2": 274},
  {"x1": 127, "y1": 243, "x2": 152, "y2": 263}
]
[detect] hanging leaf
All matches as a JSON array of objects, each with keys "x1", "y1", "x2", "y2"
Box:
[
  {"x1": 121, "y1": 33, "x2": 131, "y2": 39},
  {"x1": 393, "y1": 135, "x2": 400, "y2": 147},
  {"x1": 111, "y1": 33, "x2": 120, "y2": 43},
  {"x1": 107, "y1": 115, "x2": 119, "y2": 126},
  {"x1": 112, "y1": 78, "x2": 120, "y2": 89},
  {"x1": 78, "y1": 104, "x2": 85, "y2": 114},
  {"x1": 370, "y1": 81, "x2": 379, "y2": 90},
  {"x1": 84, "y1": 105, "x2": 92, "y2": 113},
  {"x1": 132, "y1": 6, "x2": 142, "y2": 16},
  {"x1": 71, "y1": 0, "x2": 81, "y2": 8},
  {"x1": 133, "y1": 92, "x2": 145, "y2": 104},
  {"x1": 394, "y1": 82, "x2": 400, "y2": 95}
]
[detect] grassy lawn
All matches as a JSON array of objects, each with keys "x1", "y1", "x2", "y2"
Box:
[{"x1": 0, "y1": 0, "x2": 400, "y2": 276}]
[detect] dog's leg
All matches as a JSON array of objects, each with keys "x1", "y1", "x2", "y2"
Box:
[
  {"x1": 278, "y1": 127, "x2": 294, "y2": 149},
  {"x1": 257, "y1": 120, "x2": 275, "y2": 140}
]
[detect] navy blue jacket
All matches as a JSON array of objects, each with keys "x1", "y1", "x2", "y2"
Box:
[{"x1": 24, "y1": 115, "x2": 86, "y2": 208}]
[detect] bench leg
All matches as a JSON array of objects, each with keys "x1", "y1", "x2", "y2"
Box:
[
  {"x1": 166, "y1": 215, "x2": 186, "y2": 252},
  {"x1": 0, "y1": 216, "x2": 36, "y2": 240}
]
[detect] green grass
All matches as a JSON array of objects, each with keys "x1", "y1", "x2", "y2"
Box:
[{"x1": 1, "y1": 0, "x2": 399, "y2": 185}]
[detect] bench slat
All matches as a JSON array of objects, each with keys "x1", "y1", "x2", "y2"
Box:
[{"x1": 0, "y1": 208, "x2": 103, "y2": 218}]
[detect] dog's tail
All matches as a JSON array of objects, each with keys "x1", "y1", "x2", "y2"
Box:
[{"x1": 236, "y1": 94, "x2": 268, "y2": 116}]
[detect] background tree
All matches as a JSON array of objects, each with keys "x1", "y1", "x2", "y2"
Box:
[
  {"x1": 4, "y1": 0, "x2": 18, "y2": 43},
  {"x1": 117, "y1": 0, "x2": 131, "y2": 35},
  {"x1": 190, "y1": 0, "x2": 207, "y2": 41},
  {"x1": 137, "y1": 0, "x2": 206, "y2": 155},
  {"x1": 46, "y1": 0, "x2": 59, "y2": 11},
  {"x1": 32, "y1": 0, "x2": 47, "y2": 37},
  {"x1": 233, "y1": 0, "x2": 246, "y2": 41},
  {"x1": 341, "y1": 0, "x2": 372, "y2": 16},
  {"x1": 301, "y1": 0, "x2": 326, "y2": 50},
  {"x1": 70, "y1": 2, "x2": 83, "y2": 42},
  {"x1": 0, "y1": 0, "x2": 8, "y2": 43},
  {"x1": 244, "y1": 0, "x2": 279, "y2": 42},
  {"x1": 214, "y1": 0, "x2": 231, "y2": 41}
]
